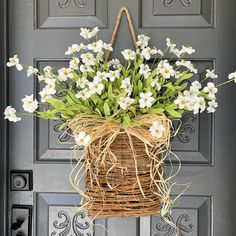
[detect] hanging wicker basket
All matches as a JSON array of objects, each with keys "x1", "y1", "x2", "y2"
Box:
[
  {"x1": 86, "y1": 133, "x2": 163, "y2": 218},
  {"x1": 68, "y1": 7, "x2": 173, "y2": 219}
]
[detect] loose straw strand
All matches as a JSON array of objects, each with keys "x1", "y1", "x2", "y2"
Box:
[{"x1": 105, "y1": 7, "x2": 137, "y2": 61}]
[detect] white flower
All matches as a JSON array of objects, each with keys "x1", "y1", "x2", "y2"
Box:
[
  {"x1": 181, "y1": 46, "x2": 195, "y2": 55},
  {"x1": 89, "y1": 78, "x2": 104, "y2": 95},
  {"x1": 58, "y1": 68, "x2": 73, "y2": 81},
  {"x1": 206, "y1": 69, "x2": 218, "y2": 79},
  {"x1": 150, "y1": 121, "x2": 165, "y2": 138},
  {"x1": 118, "y1": 97, "x2": 135, "y2": 110},
  {"x1": 22, "y1": 95, "x2": 38, "y2": 113},
  {"x1": 45, "y1": 78, "x2": 56, "y2": 94},
  {"x1": 107, "y1": 70, "x2": 120, "y2": 82},
  {"x1": 4, "y1": 106, "x2": 21, "y2": 122},
  {"x1": 151, "y1": 78, "x2": 161, "y2": 91},
  {"x1": 81, "y1": 53, "x2": 96, "y2": 67},
  {"x1": 159, "y1": 62, "x2": 175, "y2": 79},
  {"x1": 183, "y1": 87, "x2": 199, "y2": 99},
  {"x1": 203, "y1": 82, "x2": 218, "y2": 98},
  {"x1": 103, "y1": 43, "x2": 113, "y2": 51},
  {"x1": 75, "y1": 131, "x2": 90, "y2": 146},
  {"x1": 108, "y1": 59, "x2": 121, "y2": 69},
  {"x1": 43, "y1": 66, "x2": 53, "y2": 76},
  {"x1": 80, "y1": 27, "x2": 99, "y2": 39},
  {"x1": 166, "y1": 38, "x2": 176, "y2": 50},
  {"x1": 65, "y1": 43, "x2": 86, "y2": 55},
  {"x1": 121, "y1": 49, "x2": 136, "y2": 60},
  {"x1": 87, "y1": 40, "x2": 103, "y2": 53},
  {"x1": 90, "y1": 27, "x2": 99, "y2": 37},
  {"x1": 228, "y1": 71, "x2": 236, "y2": 82},
  {"x1": 76, "y1": 77, "x2": 89, "y2": 88},
  {"x1": 39, "y1": 87, "x2": 52, "y2": 103},
  {"x1": 7, "y1": 55, "x2": 23, "y2": 71},
  {"x1": 170, "y1": 48, "x2": 183, "y2": 58},
  {"x1": 186, "y1": 96, "x2": 197, "y2": 111},
  {"x1": 121, "y1": 77, "x2": 133, "y2": 95},
  {"x1": 174, "y1": 71, "x2": 182, "y2": 79},
  {"x1": 75, "y1": 88, "x2": 91, "y2": 100},
  {"x1": 139, "y1": 92, "x2": 154, "y2": 108},
  {"x1": 157, "y1": 60, "x2": 168, "y2": 70},
  {"x1": 139, "y1": 64, "x2": 151, "y2": 78},
  {"x1": 174, "y1": 95, "x2": 189, "y2": 109},
  {"x1": 189, "y1": 97, "x2": 206, "y2": 114},
  {"x1": 207, "y1": 100, "x2": 218, "y2": 113},
  {"x1": 80, "y1": 65, "x2": 94, "y2": 73},
  {"x1": 157, "y1": 49, "x2": 164, "y2": 57},
  {"x1": 96, "y1": 51, "x2": 104, "y2": 62},
  {"x1": 191, "y1": 81, "x2": 202, "y2": 90},
  {"x1": 176, "y1": 60, "x2": 198, "y2": 74},
  {"x1": 94, "y1": 71, "x2": 108, "y2": 82},
  {"x1": 141, "y1": 47, "x2": 157, "y2": 60},
  {"x1": 69, "y1": 57, "x2": 80, "y2": 70},
  {"x1": 137, "y1": 34, "x2": 150, "y2": 49},
  {"x1": 197, "y1": 97, "x2": 206, "y2": 113},
  {"x1": 38, "y1": 75, "x2": 46, "y2": 82},
  {"x1": 27, "y1": 66, "x2": 38, "y2": 77}
]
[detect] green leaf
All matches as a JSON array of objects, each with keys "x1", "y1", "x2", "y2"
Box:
[
  {"x1": 72, "y1": 72, "x2": 79, "y2": 81},
  {"x1": 166, "y1": 109, "x2": 182, "y2": 118},
  {"x1": 95, "y1": 108, "x2": 102, "y2": 116},
  {"x1": 103, "y1": 101, "x2": 110, "y2": 116},
  {"x1": 166, "y1": 104, "x2": 178, "y2": 110},
  {"x1": 164, "y1": 82, "x2": 176, "y2": 91},
  {"x1": 108, "y1": 83, "x2": 113, "y2": 100},
  {"x1": 149, "y1": 108, "x2": 165, "y2": 114},
  {"x1": 122, "y1": 113, "x2": 131, "y2": 127},
  {"x1": 138, "y1": 80, "x2": 143, "y2": 92},
  {"x1": 175, "y1": 72, "x2": 193, "y2": 86},
  {"x1": 177, "y1": 82, "x2": 188, "y2": 92},
  {"x1": 130, "y1": 120, "x2": 143, "y2": 127},
  {"x1": 90, "y1": 94, "x2": 100, "y2": 105},
  {"x1": 59, "y1": 122, "x2": 68, "y2": 130},
  {"x1": 37, "y1": 110, "x2": 60, "y2": 120},
  {"x1": 199, "y1": 91, "x2": 214, "y2": 100}
]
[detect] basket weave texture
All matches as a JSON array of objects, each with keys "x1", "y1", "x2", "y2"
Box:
[{"x1": 86, "y1": 133, "x2": 162, "y2": 218}]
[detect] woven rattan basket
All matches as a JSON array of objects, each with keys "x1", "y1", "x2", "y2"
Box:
[{"x1": 86, "y1": 133, "x2": 162, "y2": 218}]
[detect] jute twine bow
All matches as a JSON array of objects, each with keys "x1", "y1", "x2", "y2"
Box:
[{"x1": 105, "y1": 7, "x2": 137, "y2": 61}]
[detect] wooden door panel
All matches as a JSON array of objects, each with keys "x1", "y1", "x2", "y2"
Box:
[
  {"x1": 141, "y1": 0, "x2": 214, "y2": 28},
  {"x1": 151, "y1": 196, "x2": 212, "y2": 236},
  {"x1": 35, "y1": 0, "x2": 108, "y2": 28},
  {"x1": 37, "y1": 193, "x2": 92, "y2": 236}
]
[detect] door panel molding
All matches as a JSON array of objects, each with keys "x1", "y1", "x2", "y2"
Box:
[
  {"x1": 140, "y1": 0, "x2": 215, "y2": 28},
  {"x1": 34, "y1": 0, "x2": 108, "y2": 29}
]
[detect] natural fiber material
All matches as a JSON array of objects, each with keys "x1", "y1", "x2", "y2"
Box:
[
  {"x1": 105, "y1": 7, "x2": 137, "y2": 61},
  {"x1": 86, "y1": 133, "x2": 162, "y2": 218},
  {"x1": 68, "y1": 114, "x2": 177, "y2": 219}
]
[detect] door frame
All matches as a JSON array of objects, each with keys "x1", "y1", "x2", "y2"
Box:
[{"x1": 0, "y1": 0, "x2": 8, "y2": 235}]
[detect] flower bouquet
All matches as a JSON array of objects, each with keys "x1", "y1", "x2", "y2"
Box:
[{"x1": 4, "y1": 8, "x2": 236, "y2": 229}]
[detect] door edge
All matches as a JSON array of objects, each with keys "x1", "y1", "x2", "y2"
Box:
[{"x1": 0, "y1": 0, "x2": 8, "y2": 235}]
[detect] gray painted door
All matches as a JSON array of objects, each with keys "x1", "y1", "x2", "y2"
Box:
[{"x1": 7, "y1": 0, "x2": 236, "y2": 235}]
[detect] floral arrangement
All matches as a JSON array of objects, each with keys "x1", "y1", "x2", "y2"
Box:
[
  {"x1": 5, "y1": 28, "x2": 234, "y2": 126},
  {"x1": 4, "y1": 26, "x2": 236, "y2": 228}
]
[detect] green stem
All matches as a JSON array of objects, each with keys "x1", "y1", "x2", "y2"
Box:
[
  {"x1": 16, "y1": 113, "x2": 35, "y2": 117},
  {"x1": 200, "y1": 77, "x2": 209, "y2": 83},
  {"x1": 156, "y1": 46, "x2": 169, "y2": 65},
  {"x1": 216, "y1": 79, "x2": 235, "y2": 88}
]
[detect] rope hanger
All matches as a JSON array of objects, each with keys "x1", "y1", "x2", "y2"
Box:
[{"x1": 105, "y1": 7, "x2": 137, "y2": 61}]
